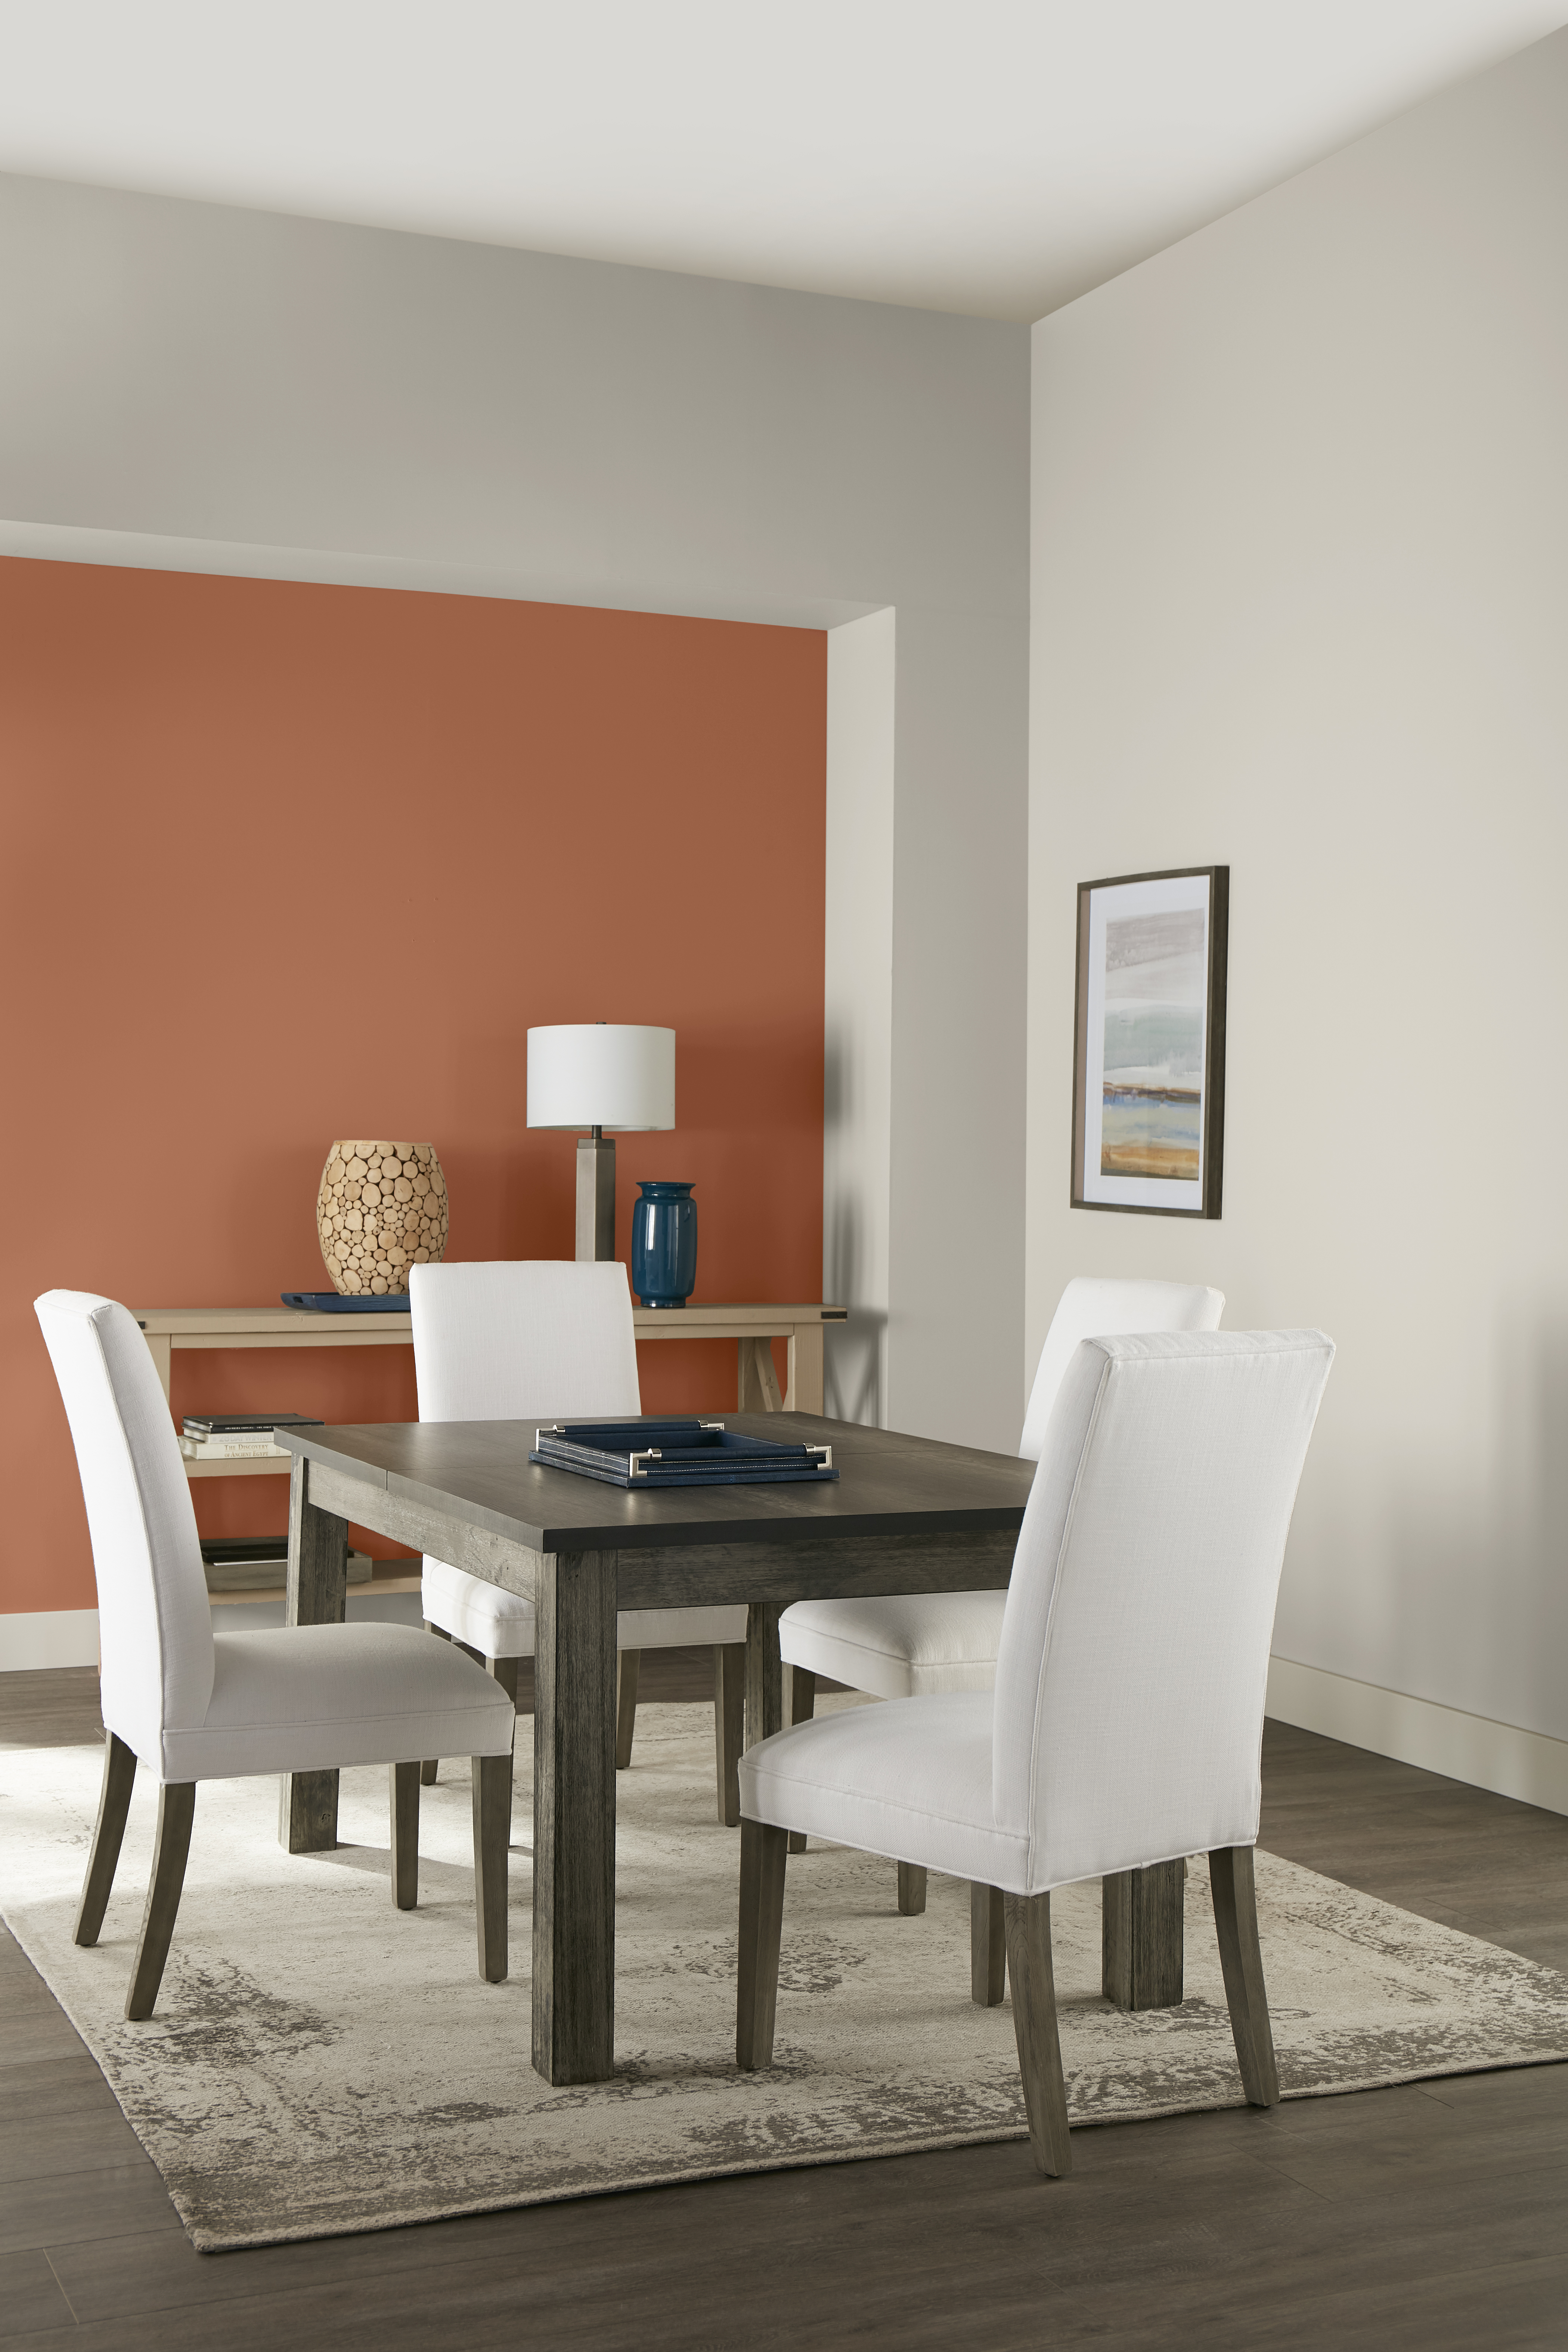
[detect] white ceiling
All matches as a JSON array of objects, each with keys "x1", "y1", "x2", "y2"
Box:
[{"x1": 0, "y1": 1, "x2": 1561, "y2": 320}]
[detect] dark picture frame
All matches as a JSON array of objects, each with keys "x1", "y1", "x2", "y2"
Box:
[{"x1": 1071, "y1": 865, "x2": 1228, "y2": 1220}]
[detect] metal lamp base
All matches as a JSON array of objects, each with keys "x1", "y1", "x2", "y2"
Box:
[{"x1": 576, "y1": 1136, "x2": 616, "y2": 1263}]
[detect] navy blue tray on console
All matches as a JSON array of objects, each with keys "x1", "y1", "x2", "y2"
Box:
[
  {"x1": 530, "y1": 1417, "x2": 836, "y2": 1490},
  {"x1": 281, "y1": 1291, "x2": 412, "y2": 1313}
]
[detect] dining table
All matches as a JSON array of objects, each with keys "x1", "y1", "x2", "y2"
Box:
[{"x1": 275, "y1": 1409, "x2": 1183, "y2": 2084}]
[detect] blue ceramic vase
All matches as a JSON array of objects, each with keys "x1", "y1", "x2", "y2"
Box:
[{"x1": 631, "y1": 1180, "x2": 698, "y2": 1308}]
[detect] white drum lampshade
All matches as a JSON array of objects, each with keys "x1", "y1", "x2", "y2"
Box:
[
  {"x1": 526, "y1": 1025, "x2": 675, "y2": 1132},
  {"x1": 527, "y1": 1025, "x2": 676, "y2": 1262}
]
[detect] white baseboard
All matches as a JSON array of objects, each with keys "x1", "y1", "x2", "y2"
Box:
[
  {"x1": 0, "y1": 1610, "x2": 100, "y2": 1672},
  {"x1": 1267, "y1": 1654, "x2": 1568, "y2": 1820}
]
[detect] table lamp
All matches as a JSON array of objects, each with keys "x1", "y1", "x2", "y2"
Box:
[{"x1": 527, "y1": 1024, "x2": 676, "y2": 1262}]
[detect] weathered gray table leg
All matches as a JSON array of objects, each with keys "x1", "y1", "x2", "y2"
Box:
[
  {"x1": 744, "y1": 1601, "x2": 784, "y2": 1754},
  {"x1": 533, "y1": 1549, "x2": 618, "y2": 2085},
  {"x1": 1101, "y1": 1862, "x2": 1185, "y2": 2009},
  {"x1": 279, "y1": 1456, "x2": 348, "y2": 1853}
]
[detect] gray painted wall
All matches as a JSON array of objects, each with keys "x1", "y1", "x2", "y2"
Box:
[
  {"x1": 824, "y1": 609, "x2": 895, "y2": 1428},
  {"x1": 1029, "y1": 31, "x2": 1568, "y2": 1745},
  {"x1": 0, "y1": 173, "x2": 1025, "y2": 625},
  {"x1": 1, "y1": 172, "x2": 1031, "y2": 1454}
]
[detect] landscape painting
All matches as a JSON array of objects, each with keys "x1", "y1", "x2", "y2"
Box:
[
  {"x1": 1099, "y1": 906, "x2": 1205, "y2": 1180},
  {"x1": 1072, "y1": 867, "x2": 1227, "y2": 1220}
]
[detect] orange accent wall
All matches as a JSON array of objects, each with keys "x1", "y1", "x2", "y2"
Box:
[{"x1": 0, "y1": 557, "x2": 825, "y2": 1612}]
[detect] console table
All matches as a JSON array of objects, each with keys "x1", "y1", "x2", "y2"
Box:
[{"x1": 134, "y1": 1302, "x2": 846, "y2": 1459}]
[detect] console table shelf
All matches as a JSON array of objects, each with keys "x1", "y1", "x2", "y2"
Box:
[{"x1": 182, "y1": 1454, "x2": 296, "y2": 1479}]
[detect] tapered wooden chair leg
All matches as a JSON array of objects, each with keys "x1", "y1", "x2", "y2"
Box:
[
  {"x1": 1003, "y1": 1890, "x2": 1072, "y2": 2178},
  {"x1": 971, "y1": 1882, "x2": 1006, "y2": 2005},
  {"x1": 789, "y1": 1665, "x2": 816, "y2": 1727},
  {"x1": 390, "y1": 1761, "x2": 420, "y2": 1909},
  {"x1": 615, "y1": 1648, "x2": 641, "y2": 1770},
  {"x1": 421, "y1": 1621, "x2": 451, "y2": 1785},
  {"x1": 472, "y1": 1752, "x2": 510, "y2": 1982},
  {"x1": 787, "y1": 1666, "x2": 815, "y2": 1852},
  {"x1": 736, "y1": 1819, "x2": 788, "y2": 2069},
  {"x1": 715, "y1": 1643, "x2": 746, "y2": 1827},
  {"x1": 1209, "y1": 1844, "x2": 1280, "y2": 2107},
  {"x1": 75, "y1": 1732, "x2": 137, "y2": 1948},
  {"x1": 125, "y1": 1782, "x2": 196, "y2": 2022},
  {"x1": 490, "y1": 1656, "x2": 521, "y2": 1823},
  {"x1": 897, "y1": 1862, "x2": 928, "y2": 1916}
]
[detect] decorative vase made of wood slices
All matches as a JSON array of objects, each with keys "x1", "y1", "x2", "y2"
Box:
[{"x1": 316, "y1": 1142, "x2": 448, "y2": 1297}]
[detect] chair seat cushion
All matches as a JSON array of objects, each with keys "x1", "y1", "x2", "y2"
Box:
[
  {"x1": 421, "y1": 1559, "x2": 746, "y2": 1658},
  {"x1": 739, "y1": 1693, "x2": 1029, "y2": 1891},
  {"x1": 159, "y1": 1624, "x2": 516, "y2": 1782},
  {"x1": 423, "y1": 1558, "x2": 536, "y2": 1655},
  {"x1": 779, "y1": 1591, "x2": 1007, "y2": 1698}
]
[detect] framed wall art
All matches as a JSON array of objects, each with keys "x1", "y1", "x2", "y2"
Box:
[{"x1": 1071, "y1": 865, "x2": 1228, "y2": 1220}]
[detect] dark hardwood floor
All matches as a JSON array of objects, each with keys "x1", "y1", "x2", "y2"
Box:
[{"x1": 3, "y1": 1659, "x2": 1566, "y2": 2350}]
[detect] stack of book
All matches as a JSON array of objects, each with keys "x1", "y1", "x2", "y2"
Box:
[
  {"x1": 199, "y1": 1538, "x2": 373, "y2": 1593},
  {"x1": 179, "y1": 1412, "x2": 323, "y2": 1463}
]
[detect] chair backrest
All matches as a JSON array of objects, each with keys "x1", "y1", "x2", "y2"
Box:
[
  {"x1": 994, "y1": 1328, "x2": 1333, "y2": 1891},
  {"x1": 1018, "y1": 1276, "x2": 1224, "y2": 1460},
  {"x1": 34, "y1": 1291, "x2": 215, "y2": 1761},
  {"x1": 409, "y1": 1260, "x2": 642, "y2": 1425}
]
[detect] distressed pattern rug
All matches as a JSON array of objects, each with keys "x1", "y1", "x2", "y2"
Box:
[{"x1": 3, "y1": 1698, "x2": 1567, "y2": 2253}]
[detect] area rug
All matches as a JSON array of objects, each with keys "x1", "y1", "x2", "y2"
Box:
[{"x1": 3, "y1": 1698, "x2": 1567, "y2": 2253}]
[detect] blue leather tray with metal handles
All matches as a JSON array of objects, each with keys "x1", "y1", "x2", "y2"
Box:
[{"x1": 529, "y1": 1416, "x2": 837, "y2": 1490}]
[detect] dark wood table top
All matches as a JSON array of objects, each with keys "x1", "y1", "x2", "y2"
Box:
[{"x1": 278, "y1": 1411, "x2": 1036, "y2": 1554}]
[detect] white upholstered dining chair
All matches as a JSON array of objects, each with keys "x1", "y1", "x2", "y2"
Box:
[
  {"x1": 780, "y1": 1276, "x2": 1223, "y2": 1899},
  {"x1": 735, "y1": 1327, "x2": 1335, "y2": 2178},
  {"x1": 35, "y1": 1290, "x2": 516, "y2": 2021},
  {"x1": 413, "y1": 1260, "x2": 750, "y2": 1819}
]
